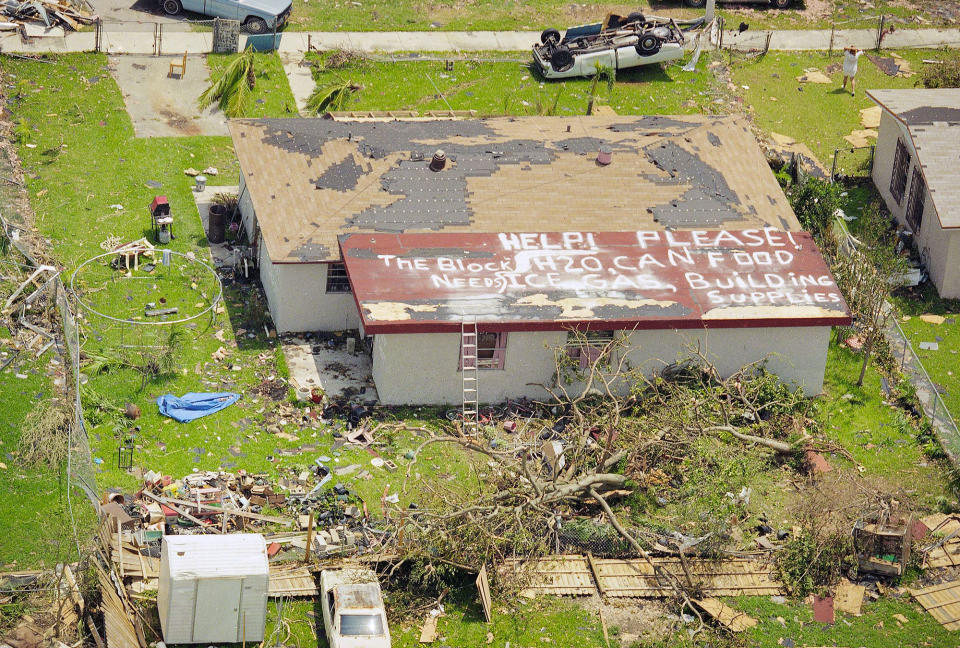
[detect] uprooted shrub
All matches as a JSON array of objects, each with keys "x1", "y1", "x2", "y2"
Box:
[
  {"x1": 17, "y1": 400, "x2": 71, "y2": 469},
  {"x1": 917, "y1": 56, "x2": 960, "y2": 89},
  {"x1": 777, "y1": 526, "x2": 855, "y2": 598}
]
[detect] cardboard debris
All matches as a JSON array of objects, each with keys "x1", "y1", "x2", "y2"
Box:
[
  {"x1": 834, "y1": 579, "x2": 865, "y2": 616},
  {"x1": 920, "y1": 314, "x2": 946, "y2": 325},
  {"x1": 694, "y1": 598, "x2": 757, "y2": 632},
  {"x1": 859, "y1": 105, "x2": 882, "y2": 129}
]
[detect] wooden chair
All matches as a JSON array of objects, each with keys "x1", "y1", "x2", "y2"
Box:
[{"x1": 168, "y1": 52, "x2": 187, "y2": 79}]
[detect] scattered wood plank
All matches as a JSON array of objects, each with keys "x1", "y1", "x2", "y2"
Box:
[
  {"x1": 419, "y1": 615, "x2": 438, "y2": 643},
  {"x1": 268, "y1": 564, "x2": 318, "y2": 597},
  {"x1": 834, "y1": 579, "x2": 865, "y2": 616},
  {"x1": 693, "y1": 598, "x2": 758, "y2": 632},
  {"x1": 911, "y1": 580, "x2": 960, "y2": 631}
]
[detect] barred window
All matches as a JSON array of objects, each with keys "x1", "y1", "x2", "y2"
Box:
[
  {"x1": 566, "y1": 330, "x2": 616, "y2": 369},
  {"x1": 325, "y1": 262, "x2": 351, "y2": 293},
  {"x1": 890, "y1": 138, "x2": 910, "y2": 205},
  {"x1": 905, "y1": 167, "x2": 926, "y2": 233}
]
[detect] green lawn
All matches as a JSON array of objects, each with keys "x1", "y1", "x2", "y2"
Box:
[
  {"x1": 736, "y1": 594, "x2": 959, "y2": 648},
  {"x1": 305, "y1": 50, "x2": 718, "y2": 116},
  {"x1": 207, "y1": 52, "x2": 299, "y2": 118},
  {"x1": 731, "y1": 49, "x2": 944, "y2": 164},
  {"x1": 284, "y1": 0, "x2": 957, "y2": 31}
]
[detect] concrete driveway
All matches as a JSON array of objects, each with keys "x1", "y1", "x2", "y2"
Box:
[{"x1": 92, "y1": 0, "x2": 186, "y2": 25}]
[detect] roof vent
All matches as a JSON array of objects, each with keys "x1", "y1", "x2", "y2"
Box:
[
  {"x1": 597, "y1": 146, "x2": 613, "y2": 166},
  {"x1": 429, "y1": 150, "x2": 447, "y2": 171}
]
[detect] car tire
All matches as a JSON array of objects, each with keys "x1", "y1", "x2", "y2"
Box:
[
  {"x1": 625, "y1": 11, "x2": 646, "y2": 24},
  {"x1": 771, "y1": 0, "x2": 792, "y2": 8},
  {"x1": 160, "y1": 0, "x2": 182, "y2": 15},
  {"x1": 550, "y1": 46, "x2": 574, "y2": 72},
  {"x1": 683, "y1": 0, "x2": 706, "y2": 7},
  {"x1": 541, "y1": 28, "x2": 561, "y2": 45},
  {"x1": 244, "y1": 17, "x2": 269, "y2": 34},
  {"x1": 636, "y1": 35, "x2": 661, "y2": 56}
]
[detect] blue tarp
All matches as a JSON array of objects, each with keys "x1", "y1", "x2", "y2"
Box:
[{"x1": 156, "y1": 392, "x2": 241, "y2": 423}]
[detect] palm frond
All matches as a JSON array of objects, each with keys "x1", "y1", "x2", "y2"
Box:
[{"x1": 198, "y1": 47, "x2": 256, "y2": 118}]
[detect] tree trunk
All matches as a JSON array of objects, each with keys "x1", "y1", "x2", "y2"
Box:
[{"x1": 856, "y1": 329, "x2": 875, "y2": 387}]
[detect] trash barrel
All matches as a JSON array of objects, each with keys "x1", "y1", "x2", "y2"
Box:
[{"x1": 207, "y1": 204, "x2": 227, "y2": 244}]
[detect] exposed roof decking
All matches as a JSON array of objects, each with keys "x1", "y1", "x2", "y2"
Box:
[
  {"x1": 339, "y1": 230, "x2": 851, "y2": 334},
  {"x1": 230, "y1": 116, "x2": 800, "y2": 263},
  {"x1": 868, "y1": 88, "x2": 960, "y2": 229}
]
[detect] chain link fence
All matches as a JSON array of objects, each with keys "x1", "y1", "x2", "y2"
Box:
[
  {"x1": 94, "y1": 17, "x2": 270, "y2": 55},
  {"x1": 888, "y1": 315, "x2": 960, "y2": 465}
]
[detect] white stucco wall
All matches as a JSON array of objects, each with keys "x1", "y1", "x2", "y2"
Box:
[
  {"x1": 258, "y1": 248, "x2": 360, "y2": 333},
  {"x1": 872, "y1": 110, "x2": 960, "y2": 297},
  {"x1": 371, "y1": 325, "x2": 832, "y2": 405}
]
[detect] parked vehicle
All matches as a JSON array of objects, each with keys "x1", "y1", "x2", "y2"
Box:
[
  {"x1": 684, "y1": 0, "x2": 792, "y2": 8},
  {"x1": 320, "y1": 568, "x2": 392, "y2": 648},
  {"x1": 159, "y1": 0, "x2": 292, "y2": 34}
]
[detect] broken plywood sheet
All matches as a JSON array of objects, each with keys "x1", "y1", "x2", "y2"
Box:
[
  {"x1": 500, "y1": 555, "x2": 595, "y2": 596},
  {"x1": 595, "y1": 557, "x2": 782, "y2": 598},
  {"x1": 796, "y1": 69, "x2": 832, "y2": 83},
  {"x1": 843, "y1": 129, "x2": 878, "y2": 148},
  {"x1": 860, "y1": 105, "x2": 882, "y2": 129},
  {"x1": 419, "y1": 615, "x2": 439, "y2": 643},
  {"x1": 694, "y1": 598, "x2": 757, "y2": 632},
  {"x1": 834, "y1": 579, "x2": 865, "y2": 616},
  {"x1": 920, "y1": 314, "x2": 947, "y2": 325},
  {"x1": 769, "y1": 132, "x2": 797, "y2": 146},
  {"x1": 911, "y1": 580, "x2": 960, "y2": 630},
  {"x1": 268, "y1": 564, "x2": 318, "y2": 597},
  {"x1": 925, "y1": 539, "x2": 960, "y2": 569}
]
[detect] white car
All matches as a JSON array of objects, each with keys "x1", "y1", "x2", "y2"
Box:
[
  {"x1": 320, "y1": 568, "x2": 392, "y2": 648},
  {"x1": 532, "y1": 13, "x2": 691, "y2": 79}
]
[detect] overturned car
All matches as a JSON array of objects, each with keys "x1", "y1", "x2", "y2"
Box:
[{"x1": 533, "y1": 12, "x2": 699, "y2": 79}]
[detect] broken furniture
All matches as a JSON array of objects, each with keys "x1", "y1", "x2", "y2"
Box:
[
  {"x1": 150, "y1": 195, "x2": 174, "y2": 244},
  {"x1": 158, "y1": 534, "x2": 269, "y2": 644},
  {"x1": 110, "y1": 238, "x2": 155, "y2": 271},
  {"x1": 853, "y1": 513, "x2": 913, "y2": 578},
  {"x1": 168, "y1": 52, "x2": 187, "y2": 79}
]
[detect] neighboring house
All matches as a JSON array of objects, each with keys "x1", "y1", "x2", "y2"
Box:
[
  {"x1": 868, "y1": 89, "x2": 960, "y2": 298},
  {"x1": 231, "y1": 115, "x2": 849, "y2": 404}
]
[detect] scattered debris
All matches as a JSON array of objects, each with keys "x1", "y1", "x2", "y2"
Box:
[
  {"x1": 853, "y1": 512, "x2": 913, "y2": 578},
  {"x1": 812, "y1": 595, "x2": 834, "y2": 624},
  {"x1": 796, "y1": 69, "x2": 832, "y2": 84},
  {"x1": 920, "y1": 314, "x2": 946, "y2": 325},
  {"x1": 834, "y1": 579, "x2": 864, "y2": 616},
  {"x1": 693, "y1": 598, "x2": 757, "y2": 632},
  {"x1": 911, "y1": 579, "x2": 960, "y2": 630}
]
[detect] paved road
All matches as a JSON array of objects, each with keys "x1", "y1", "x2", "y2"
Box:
[{"x1": 93, "y1": 0, "x2": 180, "y2": 24}]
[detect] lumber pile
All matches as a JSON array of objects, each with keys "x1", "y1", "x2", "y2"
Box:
[{"x1": 1, "y1": 0, "x2": 96, "y2": 32}]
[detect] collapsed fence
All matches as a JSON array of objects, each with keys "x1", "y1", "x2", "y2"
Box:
[{"x1": 0, "y1": 209, "x2": 98, "y2": 563}]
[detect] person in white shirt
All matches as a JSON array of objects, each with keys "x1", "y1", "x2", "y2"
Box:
[{"x1": 841, "y1": 46, "x2": 864, "y2": 96}]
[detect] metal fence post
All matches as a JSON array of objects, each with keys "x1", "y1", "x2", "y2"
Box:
[
  {"x1": 876, "y1": 14, "x2": 885, "y2": 51},
  {"x1": 830, "y1": 148, "x2": 839, "y2": 183}
]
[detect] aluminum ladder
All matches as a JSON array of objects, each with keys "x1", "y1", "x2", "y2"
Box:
[{"x1": 461, "y1": 318, "x2": 480, "y2": 436}]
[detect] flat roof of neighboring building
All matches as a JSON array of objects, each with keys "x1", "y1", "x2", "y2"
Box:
[
  {"x1": 339, "y1": 230, "x2": 851, "y2": 334},
  {"x1": 868, "y1": 88, "x2": 960, "y2": 229},
  {"x1": 230, "y1": 116, "x2": 801, "y2": 263}
]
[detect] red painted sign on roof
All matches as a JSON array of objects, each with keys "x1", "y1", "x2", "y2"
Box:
[{"x1": 339, "y1": 230, "x2": 851, "y2": 334}]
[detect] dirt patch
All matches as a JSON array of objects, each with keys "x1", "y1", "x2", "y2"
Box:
[
  {"x1": 158, "y1": 108, "x2": 202, "y2": 136},
  {"x1": 576, "y1": 595, "x2": 677, "y2": 645}
]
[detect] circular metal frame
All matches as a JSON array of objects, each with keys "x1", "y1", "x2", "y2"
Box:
[{"x1": 69, "y1": 250, "x2": 223, "y2": 326}]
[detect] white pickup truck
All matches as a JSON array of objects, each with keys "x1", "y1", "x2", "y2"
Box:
[{"x1": 320, "y1": 568, "x2": 392, "y2": 648}]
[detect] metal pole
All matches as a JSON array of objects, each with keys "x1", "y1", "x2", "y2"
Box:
[
  {"x1": 830, "y1": 148, "x2": 839, "y2": 183},
  {"x1": 828, "y1": 22, "x2": 835, "y2": 56},
  {"x1": 876, "y1": 14, "x2": 885, "y2": 51}
]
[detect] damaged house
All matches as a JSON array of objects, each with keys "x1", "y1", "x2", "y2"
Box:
[
  {"x1": 868, "y1": 88, "x2": 960, "y2": 298},
  {"x1": 231, "y1": 116, "x2": 849, "y2": 404}
]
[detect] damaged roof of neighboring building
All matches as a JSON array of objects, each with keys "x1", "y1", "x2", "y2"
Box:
[
  {"x1": 229, "y1": 116, "x2": 801, "y2": 263},
  {"x1": 339, "y1": 229, "x2": 851, "y2": 334},
  {"x1": 868, "y1": 88, "x2": 960, "y2": 229}
]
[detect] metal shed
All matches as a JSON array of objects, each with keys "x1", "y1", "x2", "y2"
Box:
[{"x1": 158, "y1": 534, "x2": 269, "y2": 644}]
